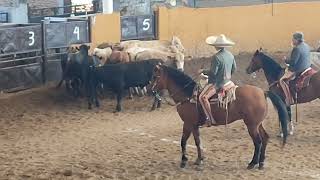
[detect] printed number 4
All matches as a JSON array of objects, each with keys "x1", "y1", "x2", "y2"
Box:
[
  {"x1": 28, "y1": 31, "x2": 35, "y2": 46},
  {"x1": 143, "y1": 19, "x2": 150, "y2": 31},
  {"x1": 73, "y1": 26, "x2": 80, "y2": 40}
]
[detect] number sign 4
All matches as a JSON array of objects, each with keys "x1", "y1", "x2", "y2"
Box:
[{"x1": 73, "y1": 26, "x2": 80, "y2": 40}]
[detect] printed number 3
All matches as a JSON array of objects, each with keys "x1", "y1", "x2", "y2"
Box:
[
  {"x1": 143, "y1": 19, "x2": 150, "y2": 31},
  {"x1": 28, "y1": 31, "x2": 35, "y2": 46},
  {"x1": 73, "y1": 26, "x2": 80, "y2": 40}
]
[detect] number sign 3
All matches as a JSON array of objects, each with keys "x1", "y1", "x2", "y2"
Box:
[{"x1": 28, "y1": 31, "x2": 35, "y2": 46}]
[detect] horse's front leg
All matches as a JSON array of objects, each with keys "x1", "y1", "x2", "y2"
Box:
[
  {"x1": 180, "y1": 124, "x2": 192, "y2": 168},
  {"x1": 193, "y1": 126, "x2": 204, "y2": 165},
  {"x1": 287, "y1": 106, "x2": 294, "y2": 135},
  {"x1": 279, "y1": 106, "x2": 293, "y2": 137}
]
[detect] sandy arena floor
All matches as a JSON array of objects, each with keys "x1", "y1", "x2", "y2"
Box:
[{"x1": 0, "y1": 53, "x2": 319, "y2": 180}]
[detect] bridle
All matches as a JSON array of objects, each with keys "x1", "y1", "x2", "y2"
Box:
[{"x1": 150, "y1": 70, "x2": 199, "y2": 106}]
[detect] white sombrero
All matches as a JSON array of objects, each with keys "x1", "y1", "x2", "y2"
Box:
[{"x1": 205, "y1": 34, "x2": 235, "y2": 47}]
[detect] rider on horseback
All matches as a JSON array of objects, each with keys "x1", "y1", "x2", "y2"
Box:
[
  {"x1": 198, "y1": 34, "x2": 237, "y2": 127},
  {"x1": 280, "y1": 32, "x2": 311, "y2": 105}
]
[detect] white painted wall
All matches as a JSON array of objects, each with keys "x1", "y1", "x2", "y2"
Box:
[
  {"x1": 102, "y1": 0, "x2": 113, "y2": 14},
  {"x1": 0, "y1": 2, "x2": 28, "y2": 23}
]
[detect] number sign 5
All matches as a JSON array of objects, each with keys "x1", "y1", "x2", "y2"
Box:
[{"x1": 142, "y1": 19, "x2": 150, "y2": 31}]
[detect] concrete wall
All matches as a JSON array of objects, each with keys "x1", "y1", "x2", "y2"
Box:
[
  {"x1": 0, "y1": 2, "x2": 28, "y2": 23},
  {"x1": 157, "y1": 2, "x2": 320, "y2": 57},
  {"x1": 27, "y1": 0, "x2": 59, "y2": 8}
]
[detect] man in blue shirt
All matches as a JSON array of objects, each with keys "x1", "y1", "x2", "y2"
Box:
[{"x1": 280, "y1": 32, "x2": 311, "y2": 105}]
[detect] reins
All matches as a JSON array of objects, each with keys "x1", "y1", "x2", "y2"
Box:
[{"x1": 153, "y1": 73, "x2": 200, "y2": 107}]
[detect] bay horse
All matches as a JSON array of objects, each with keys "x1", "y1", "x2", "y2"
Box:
[
  {"x1": 150, "y1": 65, "x2": 288, "y2": 170},
  {"x1": 246, "y1": 49, "x2": 320, "y2": 135}
]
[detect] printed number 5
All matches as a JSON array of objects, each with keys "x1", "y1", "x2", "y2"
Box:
[
  {"x1": 73, "y1": 26, "x2": 80, "y2": 40},
  {"x1": 143, "y1": 19, "x2": 150, "y2": 31},
  {"x1": 28, "y1": 31, "x2": 35, "y2": 46}
]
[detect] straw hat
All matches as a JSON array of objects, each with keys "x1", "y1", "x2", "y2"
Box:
[{"x1": 205, "y1": 34, "x2": 235, "y2": 47}]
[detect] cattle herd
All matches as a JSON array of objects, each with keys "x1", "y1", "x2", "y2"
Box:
[{"x1": 58, "y1": 37, "x2": 187, "y2": 112}]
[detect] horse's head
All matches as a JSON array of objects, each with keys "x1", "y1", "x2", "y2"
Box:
[
  {"x1": 246, "y1": 48, "x2": 264, "y2": 74},
  {"x1": 149, "y1": 64, "x2": 166, "y2": 93}
]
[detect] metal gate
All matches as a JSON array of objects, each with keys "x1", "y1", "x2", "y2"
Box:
[
  {"x1": 42, "y1": 18, "x2": 90, "y2": 83},
  {"x1": 0, "y1": 23, "x2": 43, "y2": 92},
  {"x1": 0, "y1": 18, "x2": 90, "y2": 92}
]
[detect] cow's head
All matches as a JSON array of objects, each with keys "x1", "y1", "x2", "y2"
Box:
[{"x1": 168, "y1": 52, "x2": 185, "y2": 72}]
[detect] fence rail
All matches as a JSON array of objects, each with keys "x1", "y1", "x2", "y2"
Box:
[{"x1": 28, "y1": 4, "x2": 98, "y2": 23}]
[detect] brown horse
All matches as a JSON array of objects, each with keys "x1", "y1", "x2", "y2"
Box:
[
  {"x1": 246, "y1": 49, "x2": 320, "y2": 135},
  {"x1": 150, "y1": 65, "x2": 288, "y2": 170}
]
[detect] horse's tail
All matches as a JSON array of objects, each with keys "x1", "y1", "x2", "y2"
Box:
[{"x1": 265, "y1": 91, "x2": 288, "y2": 146}]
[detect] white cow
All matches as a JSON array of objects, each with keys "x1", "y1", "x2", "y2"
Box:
[{"x1": 92, "y1": 47, "x2": 112, "y2": 65}]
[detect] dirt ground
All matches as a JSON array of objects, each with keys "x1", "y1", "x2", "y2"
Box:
[{"x1": 0, "y1": 53, "x2": 320, "y2": 180}]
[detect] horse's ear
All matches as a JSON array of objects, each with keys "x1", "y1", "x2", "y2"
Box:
[
  {"x1": 255, "y1": 49, "x2": 259, "y2": 55},
  {"x1": 259, "y1": 47, "x2": 263, "y2": 52}
]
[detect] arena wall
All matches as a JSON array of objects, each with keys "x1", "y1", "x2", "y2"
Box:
[
  {"x1": 91, "y1": 2, "x2": 320, "y2": 57},
  {"x1": 90, "y1": 13, "x2": 121, "y2": 48},
  {"x1": 158, "y1": 2, "x2": 320, "y2": 56}
]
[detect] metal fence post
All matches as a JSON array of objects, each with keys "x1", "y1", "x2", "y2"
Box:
[{"x1": 41, "y1": 21, "x2": 48, "y2": 84}]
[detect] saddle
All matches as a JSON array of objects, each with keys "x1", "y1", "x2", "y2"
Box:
[
  {"x1": 193, "y1": 81, "x2": 238, "y2": 127},
  {"x1": 280, "y1": 67, "x2": 317, "y2": 104},
  {"x1": 192, "y1": 81, "x2": 238, "y2": 107}
]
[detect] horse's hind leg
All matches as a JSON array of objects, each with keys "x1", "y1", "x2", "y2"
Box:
[
  {"x1": 180, "y1": 124, "x2": 192, "y2": 168},
  {"x1": 287, "y1": 106, "x2": 294, "y2": 135},
  {"x1": 258, "y1": 125, "x2": 269, "y2": 170},
  {"x1": 246, "y1": 123, "x2": 262, "y2": 170},
  {"x1": 192, "y1": 126, "x2": 204, "y2": 166}
]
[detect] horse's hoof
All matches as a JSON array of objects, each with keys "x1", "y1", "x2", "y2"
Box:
[
  {"x1": 247, "y1": 163, "x2": 257, "y2": 170},
  {"x1": 116, "y1": 106, "x2": 121, "y2": 112},
  {"x1": 194, "y1": 158, "x2": 203, "y2": 166},
  {"x1": 289, "y1": 131, "x2": 294, "y2": 135},
  {"x1": 180, "y1": 161, "x2": 187, "y2": 168},
  {"x1": 258, "y1": 162, "x2": 264, "y2": 170},
  {"x1": 277, "y1": 133, "x2": 284, "y2": 138}
]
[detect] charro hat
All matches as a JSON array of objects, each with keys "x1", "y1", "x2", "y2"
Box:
[{"x1": 205, "y1": 34, "x2": 235, "y2": 47}]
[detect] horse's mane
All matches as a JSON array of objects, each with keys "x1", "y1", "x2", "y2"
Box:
[
  {"x1": 162, "y1": 66, "x2": 196, "y2": 97},
  {"x1": 259, "y1": 52, "x2": 284, "y2": 81}
]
